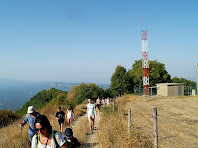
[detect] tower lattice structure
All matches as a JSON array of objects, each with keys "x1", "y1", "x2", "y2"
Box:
[{"x1": 141, "y1": 29, "x2": 149, "y2": 95}]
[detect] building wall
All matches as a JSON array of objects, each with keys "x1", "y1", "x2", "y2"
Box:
[
  {"x1": 168, "y1": 86, "x2": 178, "y2": 96},
  {"x1": 157, "y1": 83, "x2": 184, "y2": 97},
  {"x1": 178, "y1": 85, "x2": 184, "y2": 96},
  {"x1": 157, "y1": 85, "x2": 167, "y2": 96}
]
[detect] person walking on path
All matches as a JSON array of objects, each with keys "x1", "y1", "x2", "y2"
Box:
[
  {"x1": 31, "y1": 115, "x2": 67, "y2": 148},
  {"x1": 106, "y1": 97, "x2": 110, "y2": 105},
  {"x1": 101, "y1": 97, "x2": 105, "y2": 107},
  {"x1": 65, "y1": 106, "x2": 74, "y2": 129},
  {"x1": 56, "y1": 107, "x2": 65, "y2": 133},
  {"x1": 96, "y1": 97, "x2": 101, "y2": 114},
  {"x1": 86, "y1": 98, "x2": 97, "y2": 133},
  {"x1": 20, "y1": 106, "x2": 41, "y2": 145},
  {"x1": 64, "y1": 128, "x2": 81, "y2": 148}
]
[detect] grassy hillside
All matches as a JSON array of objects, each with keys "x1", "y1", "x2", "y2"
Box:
[
  {"x1": 0, "y1": 89, "x2": 88, "y2": 148},
  {"x1": 16, "y1": 88, "x2": 69, "y2": 116}
]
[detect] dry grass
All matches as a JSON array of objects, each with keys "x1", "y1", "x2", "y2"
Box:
[
  {"x1": 124, "y1": 95, "x2": 198, "y2": 148},
  {"x1": 72, "y1": 117, "x2": 89, "y2": 144},
  {"x1": 72, "y1": 101, "x2": 90, "y2": 144},
  {"x1": 0, "y1": 101, "x2": 87, "y2": 148},
  {"x1": 97, "y1": 98, "x2": 152, "y2": 148},
  {"x1": 0, "y1": 119, "x2": 29, "y2": 148}
]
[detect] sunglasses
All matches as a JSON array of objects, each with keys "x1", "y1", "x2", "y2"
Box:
[{"x1": 35, "y1": 126, "x2": 45, "y2": 132}]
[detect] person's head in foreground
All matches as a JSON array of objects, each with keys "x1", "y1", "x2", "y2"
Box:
[{"x1": 34, "y1": 115, "x2": 52, "y2": 136}]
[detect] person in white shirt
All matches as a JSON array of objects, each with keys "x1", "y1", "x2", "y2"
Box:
[
  {"x1": 86, "y1": 98, "x2": 96, "y2": 133},
  {"x1": 31, "y1": 115, "x2": 67, "y2": 148},
  {"x1": 65, "y1": 106, "x2": 75, "y2": 128}
]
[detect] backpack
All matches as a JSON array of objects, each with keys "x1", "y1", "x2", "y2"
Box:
[{"x1": 35, "y1": 130, "x2": 60, "y2": 148}]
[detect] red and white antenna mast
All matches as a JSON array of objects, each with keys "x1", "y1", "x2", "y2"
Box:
[{"x1": 141, "y1": 17, "x2": 149, "y2": 95}]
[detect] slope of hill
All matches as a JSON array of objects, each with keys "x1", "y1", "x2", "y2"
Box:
[
  {"x1": 0, "y1": 87, "x2": 88, "y2": 148},
  {"x1": 16, "y1": 88, "x2": 68, "y2": 116}
]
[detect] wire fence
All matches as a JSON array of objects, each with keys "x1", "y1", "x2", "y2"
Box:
[
  {"x1": 134, "y1": 85, "x2": 197, "y2": 96},
  {"x1": 134, "y1": 86, "x2": 157, "y2": 96},
  {"x1": 184, "y1": 85, "x2": 197, "y2": 96}
]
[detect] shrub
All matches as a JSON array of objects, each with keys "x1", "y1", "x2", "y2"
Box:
[{"x1": 0, "y1": 110, "x2": 20, "y2": 128}]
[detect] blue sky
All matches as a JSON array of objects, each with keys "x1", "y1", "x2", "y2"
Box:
[{"x1": 0, "y1": 0, "x2": 198, "y2": 84}]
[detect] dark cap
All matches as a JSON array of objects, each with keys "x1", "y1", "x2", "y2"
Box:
[{"x1": 64, "y1": 128, "x2": 73, "y2": 138}]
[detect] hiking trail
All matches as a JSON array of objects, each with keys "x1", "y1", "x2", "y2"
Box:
[{"x1": 82, "y1": 112, "x2": 100, "y2": 148}]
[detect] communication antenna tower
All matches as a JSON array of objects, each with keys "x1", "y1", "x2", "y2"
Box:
[{"x1": 141, "y1": 18, "x2": 149, "y2": 95}]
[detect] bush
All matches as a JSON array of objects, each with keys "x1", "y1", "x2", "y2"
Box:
[
  {"x1": 0, "y1": 110, "x2": 20, "y2": 128},
  {"x1": 16, "y1": 88, "x2": 68, "y2": 117}
]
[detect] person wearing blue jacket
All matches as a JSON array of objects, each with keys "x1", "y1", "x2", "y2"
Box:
[{"x1": 20, "y1": 106, "x2": 41, "y2": 145}]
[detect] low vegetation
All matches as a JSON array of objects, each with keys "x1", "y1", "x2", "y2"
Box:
[
  {"x1": 72, "y1": 116, "x2": 89, "y2": 144},
  {"x1": 16, "y1": 88, "x2": 68, "y2": 116},
  {"x1": 0, "y1": 84, "x2": 93, "y2": 148},
  {"x1": 0, "y1": 100, "x2": 88, "y2": 148},
  {"x1": 0, "y1": 110, "x2": 20, "y2": 128},
  {"x1": 97, "y1": 95, "x2": 152, "y2": 147}
]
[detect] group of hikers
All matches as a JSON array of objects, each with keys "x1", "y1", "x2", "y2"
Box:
[{"x1": 19, "y1": 97, "x2": 112, "y2": 148}]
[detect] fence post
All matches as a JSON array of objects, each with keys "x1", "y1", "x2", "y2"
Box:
[
  {"x1": 139, "y1": 86, "x2": 140, "y2": 95},
  {"x1": 128, "y1": 109, "x2": 131, "y2": 132},
  {"x1": 152, "y1": 107, "x2": 158, "y2": 148}
]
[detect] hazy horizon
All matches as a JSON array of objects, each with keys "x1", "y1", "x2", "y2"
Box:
[
  {"x1": 0, "y1": 78, "x2": 110, "y2": 110},
  {"x1": 0, "y1": 1, "x2": 198, "y2": 84}
]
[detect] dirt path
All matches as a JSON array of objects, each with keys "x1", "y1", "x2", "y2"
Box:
[
  {"x1": 71, "y1": 114, "x2": 87, "y2": 127},
  {"x1": 124, "y1": 96, "x2": 198, "y2": 148},
  {"x1": 82, "y1": 112, "x2": 100, "y2": 148}
]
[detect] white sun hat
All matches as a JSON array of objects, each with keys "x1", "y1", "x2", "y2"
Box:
[{"x1": 27, "y1": 106, "x2": 34, "y2": 114}]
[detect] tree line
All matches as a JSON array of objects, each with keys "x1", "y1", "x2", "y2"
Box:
[
  {"x1": 16, "y1": 83, "x2": 114, "y2": 117},
  {"x1": 13, "y1": 59, "x2": 197, "y2": 117},
  {"x1": 110, "y1": 59, "x2": 196, "y2": 96}
]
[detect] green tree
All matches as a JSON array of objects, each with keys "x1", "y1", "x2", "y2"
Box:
[
  {"x1": 103, "y1": 88, "x2": 114, "y2": 98},
  {"x1": 149, "y1": 60, "x2": 172, "y2": 86},
  {"x1": 70, "y1": 83, "x2": 104, "y2": 104},
  {"x1": 75, "y1": 83, "x2": 89, "y2": 104},
  {"x1": 128, "y1": 60, "x2": 172, "y2": 89},
  {"x1": 172, "y1": 77, "x2": 196, "y2": 88},
  {"x1": 17, "y1": 88, "x2": 67, "y2": 116},
  {"x1": 110, "y1": 65, "x2": 132, "y2": 97},
  {"x1": 128, "y1": 60, "x2": 142, "y2": 87},
  {"x1": 86, "y1": 83, "x2": 103, "y2": 99}
]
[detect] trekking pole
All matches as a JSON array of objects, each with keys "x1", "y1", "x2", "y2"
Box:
[{"x1": 21, "y1": 127, "x2": 23, "y2": 148}]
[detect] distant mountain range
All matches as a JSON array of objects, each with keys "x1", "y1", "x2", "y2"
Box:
[{"x1": 0, "y1": 78, "x2": 109, "y2": 110}]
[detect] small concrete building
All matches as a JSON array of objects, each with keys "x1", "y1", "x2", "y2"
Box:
[{"x1": 156, "y1": 83, "x2": 184, "y2": 97}]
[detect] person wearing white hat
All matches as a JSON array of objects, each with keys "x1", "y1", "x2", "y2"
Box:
[{"x1": 20, "y1": 106, "x2": 41, "y2": 145}]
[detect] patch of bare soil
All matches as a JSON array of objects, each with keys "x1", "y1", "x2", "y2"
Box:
[{"x1": 124, "y1": 96, "x2": 198, "y2": 148}]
